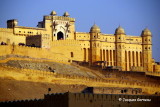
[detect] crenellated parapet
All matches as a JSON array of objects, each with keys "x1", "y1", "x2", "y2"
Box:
[
  {"x1": 1, "y1": 92, "x2": 160, "y2": 107},
  {"x1": 44, "y1": 16, "x2": 75, "y2": 22},
  {"x1": 0, "y1": 28, "x2": 13, "y2": 33},
  {"x1": 51, "y1": 39, "x2": 82, "y2": 46}
]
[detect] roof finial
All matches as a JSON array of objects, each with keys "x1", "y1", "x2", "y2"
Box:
[
  {"x1": 63, "y1": 12, "x2": 69, "y2": 17},
  {"x1": 50, "y1": 10, "x2": 57, "y2": 16}
]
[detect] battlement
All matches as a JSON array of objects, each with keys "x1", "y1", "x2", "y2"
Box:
[
  {"x1": 15, "y1": 26, "x2": 46, "y2": 30},
  {"x1": 0, "y1": 28, "x2": 13, "y2": 33},
  {"x1": 76, "y1": 32, "x2": 89, "y2": 34},
  {"x1": 0, "y1": 44, "x2": 71, "y2": 63},
  {"x1": 101, "y1": 33, "x2": 114, "y2": 36},
  {"x1": 51, "y1": 40, "x2": 82, "y2": 46},
  {"x1": 0, "y1": 98, "x2": 44, "y2": 107},
  {"x1": 17, "y1": 45, "x2": 43, "y2": 50},
  {"x1": 1, "y1": 92, "x2": 160, "y2": 107},
  {"x1": 126, "y1": 35, "x2": 141, "y2": 38},
  {"x1": 44, "y1": 16, "x2": 75, "y2": 22}
]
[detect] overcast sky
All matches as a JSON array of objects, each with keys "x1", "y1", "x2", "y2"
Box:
[{"x1": 0, "y1": 0, "x2": 160, "y2": 61}]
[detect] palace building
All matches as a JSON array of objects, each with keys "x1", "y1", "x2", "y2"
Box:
[{"x1": 0, "y1": 10, "x2": 160, "y2": 72}]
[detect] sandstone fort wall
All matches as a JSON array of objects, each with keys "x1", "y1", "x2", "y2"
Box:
[
  {"x1": 1, "y1": 65, "x2": 160, "y2": 94},
  {"x1": 1, "y1": 92, "x2": 160, "y2": 107}
]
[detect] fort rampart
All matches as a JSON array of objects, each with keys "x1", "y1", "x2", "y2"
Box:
[
  {"x1": 1, "y1": 64, "x2": 160, "y2": 94},
  {"x1": 0, "y1": 92, "x2": 160, "y2": 107},
  {"x1": 0, "y1": 45, "x2": 71, "y2": 63}
]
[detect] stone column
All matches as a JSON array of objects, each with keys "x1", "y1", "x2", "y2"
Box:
[
  {"x1": 101, "y1": 49, "x2": 103, "y2": 61},
  {"x1": 106, "y1": 50, "x2": 108, "y2": 66},
  {"x1": 134, "y1": 51, "x2": 137, "y2": 67},
  {"x1": 126, "y1": 51, "x2": 129, "y2": 71},
  {"x1": 108, "y1": 50, "x2": 110, "y2": 66},
  {"x1": 86, "y1": 48, "x2": 88, "y2": 62},
  {"x1": 111, "y1": 50, "x2": 114, "y2": 66},
  {"x1": 104, "y1": 50, "x2": 106, "y2": 66},
  {"x1": 137, "y1": 52, "x2": 140, "y2": 66},
  {"x1": 132, "y1": 51, "x2": 135, "y2": 66},
  {"x1": 130, "y1": 51, "x2": 133, "y2": 68}
]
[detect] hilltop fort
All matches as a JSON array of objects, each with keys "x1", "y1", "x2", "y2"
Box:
[
  {"x1": 0, "y1": 10, "x2": 160, "y2": 72},
  {"x1": 0, "y1": 11, "x2": 160, "y2": 105}
]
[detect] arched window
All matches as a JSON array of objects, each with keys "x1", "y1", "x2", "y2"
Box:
[{"x1": 57, "y1": 31, "x2": 64, "y2": 40}]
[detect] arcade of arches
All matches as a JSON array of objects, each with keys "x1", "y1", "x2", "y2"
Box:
[{"x1": 83, "y1": 48, "x2": 143, "y2": 71}]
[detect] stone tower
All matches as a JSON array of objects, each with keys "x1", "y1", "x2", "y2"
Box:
[
  {"x1": 90, "y1": 24, "x2": 101, "y2": 65},
  {"x1": 115, "y1": 26, "x2": 126, "y2": 71},
  {"x1": 7, "y1": 19, "x2": 18, "y2": 28},
  {"x1": 42, "y1": 11, "x2": 76, "y2": 41},
  {"x1": 141, "y1": 28, "x2": 153, "y2": 71}
]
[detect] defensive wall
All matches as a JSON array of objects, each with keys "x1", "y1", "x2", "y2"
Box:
[
  {"x1": 67, "y1": 92, "x2": 160, "y2": 107},
  {"x1": 0, "y1": 28, "x2": 26, "y2": 45},
  {"x1": 50, "y1": 40, "x2": 87, "y2": 61},
  {"x1": 0, "y1": 44, "x2": 71, "y2": 64},
  {"x1": 0, "y1": 92, "x2": 160, "y2": 107},
  {"x1": 0, "y1": 39, "x2": 88, "y2": 63},
  {"x1": 82, "y1": 87, "x2": 143, "y2": 95},
  {"x1": 1, "y1": 65, "x2": 160, "y2": 94},
  {"x1": 1, "y1": 39, "x2": 160, "y2": 72}
]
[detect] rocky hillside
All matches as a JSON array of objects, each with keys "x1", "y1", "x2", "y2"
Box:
[
  {"x1": 0, "y1": 55, "x2": 160, "y2": 102},
  {"x1": 0, "y1": 59, "x2": 97, "y2": 78}
]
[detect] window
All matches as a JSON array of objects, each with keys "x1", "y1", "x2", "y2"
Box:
[
  {"x1": 124, "y1": 89, "x2": 127, "y2": 93},
  {"x1": 71, "y1": 52, "x2": 74, "y2": 57}
]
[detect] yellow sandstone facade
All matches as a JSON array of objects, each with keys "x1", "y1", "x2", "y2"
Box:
[{"x1": 0, "y1": 10, "x2": 159, "y2": 72}]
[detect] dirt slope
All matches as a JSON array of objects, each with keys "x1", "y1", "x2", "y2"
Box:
[{"x1": 0, "y1": 78, "x2": 85, "y2": 101}]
